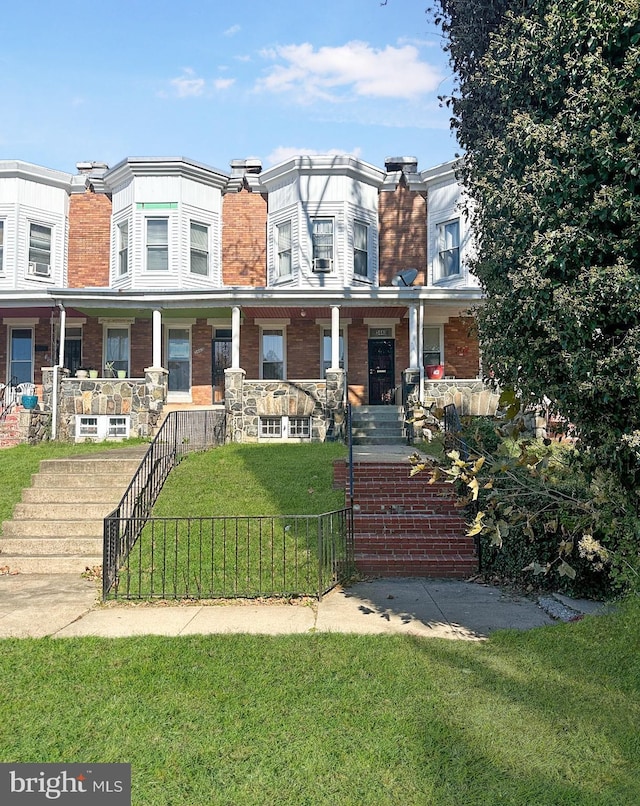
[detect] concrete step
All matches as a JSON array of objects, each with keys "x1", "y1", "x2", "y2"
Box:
[
  {"x1": 0, "y1": 555, "x2": 102, "y2": 574},
  {"x1": 37, "y1": 457, "x2": 144, "y2": 475},
  {"x1": 21, "y1": 487, "x2": 122, "y2": 504},
  {"x1": 31, "y1": 472, "x2": 136, "y2": 489},
  {"x1": 2, "y1": 519, "x2": 104, "y2": 537},
  {"x1": 352, "y1": 435, "x2": 405, "y2": 445},
  {"x1": 0, "y1": 537, "x2": 103, "y2": 555},
  {"x1": 12, "y1": 502, "x2": 118, "y2": 520}
]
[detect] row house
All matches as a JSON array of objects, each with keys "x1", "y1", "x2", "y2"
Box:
[{"x1": 0, "y1": 153, "x2": 485, "y2": 442}]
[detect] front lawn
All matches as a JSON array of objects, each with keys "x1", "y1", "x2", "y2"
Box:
[{"x1": 1, "y1": 597, "x2": 639, "y2": 805}]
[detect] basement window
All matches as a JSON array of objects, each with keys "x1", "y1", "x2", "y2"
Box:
[{"x1": 76, "y1": 415, "x2": 130, "y2": 442}]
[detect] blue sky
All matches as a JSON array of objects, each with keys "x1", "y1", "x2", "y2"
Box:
[{"x1": 2, "y1": 0, "x2": 458, "y2": 175}]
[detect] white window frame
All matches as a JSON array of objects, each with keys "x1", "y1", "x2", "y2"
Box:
[
  {"x1": 276, "y1": 219, "x2": 292, "y2": 278},
  {"x1": 190, "y1": 221, "x2": 209, "y2": 276},
  {"x1": 321, "y1": 327, "x2": 346, "y2": 375},
  {"x1": 0, "y1": 219, "x2": 4, "y2": 273},
  {"x1": 145, "y1": 217, "x2": 169, "y2": 271},
  {"x1": 423, "y1": 324, "x2": 444, "y2": 368},
  {"x1": 288, "y1": 417, "x2": 310, "y2": 439},
  {"x1": 437, "y1": 219, "x2": 461, "y2": 278},
  {"x1": 259, "y1": 417, "x2": 282, "y2": 439},
  {"x1": 27, "y1": 222, "x2": 52, "y2": 278},
  {"x1": 311, "y1": 218, "x2": 334, "y2": 272},
  {"x1": 76, "y1": 415, "x2": 130, "y2": 442},
  {"x1": 260, "y1": 326, "x2": 286, "y2": 380},
  {"x1": 102, "y1": 322, "x2": 131, "y2": 376},
  {"x1": 117, "y1": 220, "x2": 129, "y2": 276},
  {"x1": 259, "y1": 416, "x2": 311, "y2": 441},
  {"x1": 353, "y1": 220, "x2": 369, "y2": 278}
]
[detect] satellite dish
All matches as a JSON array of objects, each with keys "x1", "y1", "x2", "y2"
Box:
[{"x1": 391, "y1": 268, "x2": 419, "y2": 287}]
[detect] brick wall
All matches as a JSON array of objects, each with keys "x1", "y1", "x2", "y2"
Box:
[
  {"x1": 68, "y1": 190, "x2": 112, "y2": 287},
  {"x1": 444, "y1": 316, "x2": 480, "y2": 378},
  {"x1": 192, "y1": 319, "x2": 212, "y2": 404},
  {"x1": 378, "y1": 179, "x2": 427, "y2": 286},
  {"x1": 222, "y1": 188, "x2": 267, "y2": 286}
]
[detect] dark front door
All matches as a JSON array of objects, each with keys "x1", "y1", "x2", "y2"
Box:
[
  {"x1": 368, "y1": 339, "x2": 395, "y2": 404},
  {"x1": 212, "y1": 331, "x2": 232, "y2": 403}
]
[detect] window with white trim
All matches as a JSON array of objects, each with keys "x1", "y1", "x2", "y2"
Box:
[
  {"x1": 322, "y1": 328, "x2": 345, "y2": 375},
  {"x1": 146, "y1": 218, "x2": 168, "y2": 270},
  {"x1": 190, "y1": 221, "x2": 209, "y2": 276},
  {"x1": 354, "y1": 220, "x2": 368, "y2": 277},
  {"x1": 276, "y1": 220, "x2": 292, "y2": 277},
  {"x1": 261, "y1": 328, "x2": 285, "y2": 379},
  {"x1": 289, "y1": 417, "x2": 310, "y2": 438},
  {"x1": 312, "y1": 218, "x2": 333, "y2": 272},
  {"x1": 117, "y1": 220, "x2": 129, "y2": 276},
  {"x1": 438, "y1": 219, "x2": 460, "y2": 277},
  {"x1": 423, "y1": 326, "x2": 443, "y2": 367},
  {"x1": 0, "y1": 220, "x2": 4, "y2": 272},
  {"x1": 260, "y1": 417, "x2": 282, "y2": 438},
  {"x1": 28, "y1": 223, "x2": 52, "y2": 276},
  {"x1": 105, "y1": 327, "x2": 130, "y2": 375},
  {"x1": 76, "y1": 415, "x2": 130, "y2": 441}
]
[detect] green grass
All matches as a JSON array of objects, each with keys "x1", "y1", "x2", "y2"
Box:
[
  {"x1": 118, "y1": 443, "x2": 349, "y2": 599},
  {"x1": 1, "y1": 597, "x2": 639, "y2": 805},
  {"x1": 0, "y1": 439, "x2": 148, "y2": 530}
]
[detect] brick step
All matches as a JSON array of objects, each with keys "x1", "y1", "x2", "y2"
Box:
[{"x1": 355, "y1": 555, "x2": 478, "y2": 578}]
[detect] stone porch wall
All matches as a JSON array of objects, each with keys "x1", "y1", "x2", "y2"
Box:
[
  {"x1": 225, "y1": 369, "x2": 346, "y2": 443},
  {"x1": 423, "y1": 379, "x2": 500, "y2": 416},
  {"x1": 42, "y1": 367, "x2": 168, "y2": 441}
]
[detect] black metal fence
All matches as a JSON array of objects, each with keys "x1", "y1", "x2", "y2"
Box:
[
  {"x1": 106, "y1": 509, "x2": 353, "y2": 601},
  {"x1": 103, "y1": 409, "x2": 226, "y2": 598}
]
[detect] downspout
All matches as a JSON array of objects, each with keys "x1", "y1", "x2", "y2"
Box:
[{"x1": 52, "y1": 302, "x2": 66, "y2": 439}]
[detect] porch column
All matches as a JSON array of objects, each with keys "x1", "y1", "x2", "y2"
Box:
[
  {"x1": 152, "y1": 309, "x2": 162, "y2": 368},
  {"x1": 330, "y1": 305, "x2": 340, "y2": 370},
  {"x1": 408, "y1": 303, "x2": 420, "y2": 370},
  {"x1": 232, "y1": 306, "x2": 241, "y2": 370},
  {"x1": 57, "y1": 304, "x2": 66, "y2": 367}
]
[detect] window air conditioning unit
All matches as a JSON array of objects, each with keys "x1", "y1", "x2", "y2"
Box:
[
  {"x1": 28, "y1": 261, "x2": 51, "y2": 278},
  {"x1": 313, "y1": 258, "x2": 332, "y2": 273}
]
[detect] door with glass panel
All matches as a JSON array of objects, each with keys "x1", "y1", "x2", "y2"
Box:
[
  {"x1": 9, "y1": 328, "x2": 34, "y2": 385},
  {"x1": 167, "y1": 328, "x2": 191, "y2": 398}
]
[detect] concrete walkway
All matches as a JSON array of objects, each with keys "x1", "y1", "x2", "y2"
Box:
[{"x1": 0, "y1": 572, "x2": 586, "y2": 641}]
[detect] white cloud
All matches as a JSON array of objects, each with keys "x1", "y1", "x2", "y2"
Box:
[
  {"x1": 266, "y1": 146, "x2": 362, "y2": 167},
  {"x1": 169, "y1": 68, "x2": 205, "y2": 98},
  {"x1": 224, "y1": 24, "x2": 241, "y2": 36},
  {"x1": 214, "y1": 78, "x2": 236, "y2": 90},
  {"x1": 256, "y1": 41, "x2": 442, "y2": 102}
]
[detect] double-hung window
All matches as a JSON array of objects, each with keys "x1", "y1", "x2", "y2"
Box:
[
  {"x1": 28, "y1": 223, "x2": 52, "y2": 276},
  {"x1": 276, "y1": 220, "x2": 292, "y2": 278},
  {"x1": 438, "y1": 219, "x2": 460, "y2": 277},
  {"x1": 262, "y1": 329, "x2": 284, "y2": 379},
  {"x1": 117, "y1": 220, "x2": 129, "y2": 276},
  {"x1": 312, "y1": 218, "x2": 333, "y2": 272},
  {"x1": 190, "y1": 221, "x2": 209, "y2": 276},
  {"x1": 354, "y1": 221, "x2": 368, "y2": 277},
  {"x1": 423, "y1": 326, "x2": 442, "y2": 368},
  {"x1": 146, "y1": 218, "x2": 168, "y2": 270},
  {"x1": 105, "y1": 327, "x2": 130, "y2": 375}
]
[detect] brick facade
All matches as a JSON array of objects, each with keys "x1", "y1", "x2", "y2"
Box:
[
  {"x1": 67, "y1": 190, "x2": 112, "y2": 287},
  {"x1": 222, "y1": 187, "x2": 267, "y2": 286},
  {"x1": 378, "y1": 178, "x2": 428, "y2": 286}
]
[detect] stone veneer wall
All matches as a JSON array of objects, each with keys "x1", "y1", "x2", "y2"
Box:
[
  {"x1": 42, "y1": 367, "x2": 168, "y2": 441},
  {"x1": 423, "y1": 380, "x2": 500, "y2": 416},
  {"x1": 225, "y1": 369, "x2": 346, "y2": 443}
]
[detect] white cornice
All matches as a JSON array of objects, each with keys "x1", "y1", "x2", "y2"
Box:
[
  {"x1": 260, "y1": 155, "x2": 386, "y2": 191},
  {"x1": 104, "y1": 157, "x2": 229, "y2": 192},
  {"x1": 0, "y1": 161, "x2": 81, "y2": 192}
]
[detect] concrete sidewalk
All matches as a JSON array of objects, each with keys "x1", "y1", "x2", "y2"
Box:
[{"x1": 0, "y1": 572, "x2": 595, "y2": 641}]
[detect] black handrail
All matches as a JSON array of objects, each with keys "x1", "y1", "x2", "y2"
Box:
[{"x1": 103, "y1": 409, "x2": 226, "y2": 598}]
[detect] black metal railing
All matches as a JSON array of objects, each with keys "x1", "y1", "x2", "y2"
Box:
[
  {"x1": 103, "y1": 409, "x2": 226, "y2": 599},
  {"x1": 443, "y1": 403, "x2": 469, "y2": 460},
  {"x1": 105, "y1": 509, "x2": 353, "y2": 601}
]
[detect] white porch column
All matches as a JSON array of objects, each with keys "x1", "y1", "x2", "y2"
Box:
[
  {"x1": 57, "y1": 305, "x2": 66, "y2": 367},
  {"x1": 152, "y1": 309, "x2": 162, "y2": 368},
  {"x1": 232, "y1": 306, "x2": 241, "y2": 370},
  {"x1": 331, "y1": 305, "x2": 340, "y2": 370},
  {"x1": 408, "y1": 303, "x2": 420, "y2": 370}
]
